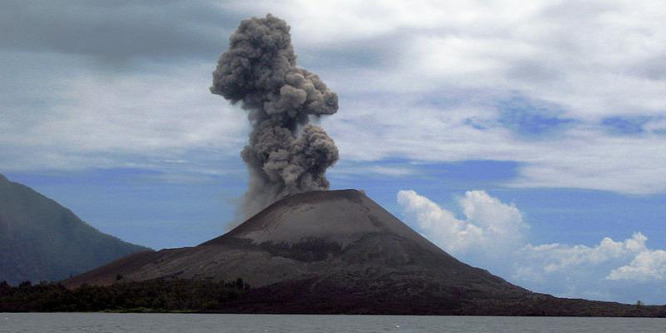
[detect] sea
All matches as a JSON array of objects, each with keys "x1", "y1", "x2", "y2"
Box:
[{"x1": 1, "y1": 313, "x2": 665, "y2": 333}]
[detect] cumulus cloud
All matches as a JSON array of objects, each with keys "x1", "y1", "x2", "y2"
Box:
[
  {"x1": 608, "y1": 249, "x2": 666, "y2": 281},
  {"x1": 398, "y1": 190, "x2": 666, "y2": 302},
  {"x1": 397, "y1": 189, "x2": 527, "y2": 257},
  {"x1": 518, "y1": 233, "x2": 647, "y2": 275},
  {"x1": 514, "y1": 232, "x2": 666, "y2": 302}
]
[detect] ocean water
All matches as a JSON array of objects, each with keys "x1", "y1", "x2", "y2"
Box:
[{"x1": 1, "y1": 313, "x2": 665, "y2": 333}]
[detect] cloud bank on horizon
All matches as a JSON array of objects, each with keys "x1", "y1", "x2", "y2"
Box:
[
  {"x1": 398, "y1": 189, "x2": 666, "y2": 303},
  {"x1": 1, "y1": 0, "x2": 665, "y2": 195}
]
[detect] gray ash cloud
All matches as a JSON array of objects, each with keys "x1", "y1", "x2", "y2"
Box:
[{"x1": 211, "y1": 14, "x2": 339, "y2": 218}]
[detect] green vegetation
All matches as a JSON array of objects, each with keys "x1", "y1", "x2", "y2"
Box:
[{"x1": 0, "y1": 278, "x2": 249, "y2": 312}]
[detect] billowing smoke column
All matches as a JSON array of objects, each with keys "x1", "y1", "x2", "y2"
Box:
[{"x1": 211, "y1": 14, "x2": 339, "y2": 217}]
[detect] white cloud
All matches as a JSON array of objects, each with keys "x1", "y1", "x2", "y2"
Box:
[
  {"x1": 2, "y1": 0, "x2": 666, "y2": 194},
  {"x1": 0, "y1": 54, "x2": 247, "y2": 173},
  {"x1": 252, "y1": 0, "x2": 666, "y2": 195},
  {"x1": 609, "y1": 249, "x2": 666, "y2": 281},
  {"x1": 397, "y1": 190, "x2": 666, "y2": 302},
  {"x1": 253, "y1": 0, "x2": 666, "y2": 119},
  {"x1": 514, "y1": 232, "x2": 666, "y2": 301},
  {"x1": 519, "y1": 233, "x2": 647, "y2": 274},
  {"x1": 397, "y1": 189, "x2": 527, "y2": 256},
  {"x1": 330, "y1": 162, "x2": 417, "y2": 179}
]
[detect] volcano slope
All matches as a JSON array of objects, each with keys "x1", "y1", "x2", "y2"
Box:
[{"x1": 65, "y1": 190, "x2": 666, "y2": 316}]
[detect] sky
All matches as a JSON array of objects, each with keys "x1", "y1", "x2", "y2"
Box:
[{"x1": 2, "y1": 0, "x2": 666, "y2": 304}]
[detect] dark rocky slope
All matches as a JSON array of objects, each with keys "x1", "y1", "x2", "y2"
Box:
[{"x1": 0, "y1": 174, "x2": 149, "y2": 284}]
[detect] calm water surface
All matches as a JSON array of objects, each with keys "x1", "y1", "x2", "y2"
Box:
[{"x1": 1, "y1": 313, "x2": 665, "y2": 333}]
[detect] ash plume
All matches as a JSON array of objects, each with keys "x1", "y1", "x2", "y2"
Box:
[{"x1": 211, "y1": 14, "x2": 339, "y2": 218}]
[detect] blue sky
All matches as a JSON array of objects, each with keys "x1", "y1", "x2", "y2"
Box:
[{"x1": 2, "y1": 0, "x2": 666, "y2": 304}]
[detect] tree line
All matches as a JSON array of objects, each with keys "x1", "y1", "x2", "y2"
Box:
[{"x1": 0, "y1": 278, "x2": 250, "y2": 312}]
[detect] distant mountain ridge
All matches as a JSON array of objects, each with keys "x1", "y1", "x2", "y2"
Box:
[{"x1": 0, "y1": 173, "x2": 149, "y2": 284}]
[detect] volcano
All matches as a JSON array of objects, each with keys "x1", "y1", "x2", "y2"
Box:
[{"x1": 65, "y1": 190, "x2": 665, "y2": 315}]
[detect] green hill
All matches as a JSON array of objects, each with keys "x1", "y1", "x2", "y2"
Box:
[{"x1": 0, "y1": 174, "x2": 149, "y2": 284}]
